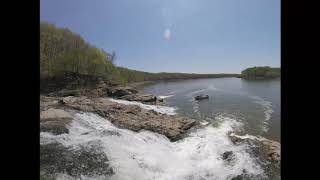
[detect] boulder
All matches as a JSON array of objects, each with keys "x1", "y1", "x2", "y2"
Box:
[
  {"x1": 106, "y1": 86, "x2": 139, "y2": 97},
  {"x1": 222, "y1": 151, "x2": 234, "y2": 161}
]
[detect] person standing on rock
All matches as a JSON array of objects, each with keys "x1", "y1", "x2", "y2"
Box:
[{"x1": 153, "y1": 96, "x2": 157, "y2": 105}]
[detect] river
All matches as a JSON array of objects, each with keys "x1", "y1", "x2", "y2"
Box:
[{"x1": 40, "y1": 77, "x2": 280, "y2": 180}]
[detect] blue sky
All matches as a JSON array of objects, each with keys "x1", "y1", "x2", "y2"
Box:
[{"x1": 40, "y1": 0, "x2": 280, "y2": 73}]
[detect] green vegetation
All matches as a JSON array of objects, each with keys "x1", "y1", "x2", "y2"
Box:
[
  {"x1": 117, "y1": 67, "x2": 238, "y2": 82},
  {"x1": 241, "y1": 66, "x2": 280, "y2": 79},
  {"x1": 40, "y1": 22, "x2": 124, "y2": 83},
  {"x1": 40, "y1": 22, "x2": 239, "y2": 85}
]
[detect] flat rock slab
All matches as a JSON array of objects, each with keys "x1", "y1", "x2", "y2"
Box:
[
  {"x1": 40, "y1": 108, "x2": 73, "y2": 121},
  {"x1": 106, "y1": 86, "x2": 139, "y2": 97},
  {"x1": 61, "y1": 96, "x2": 197, "y2": 141},
  {"x1": 40, "y1": 108, "x2": 73, "y2": 134},
  {"x1": 40, "y1": 96, "x2": 62, "y2": 111},
  {"x1": 119, "y1": 93, "x2": 156, "y2": 102}
]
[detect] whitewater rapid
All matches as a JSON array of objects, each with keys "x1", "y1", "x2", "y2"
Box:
[
  {"x1": 40, "y1": 107, "x2": 265, "y2": 180},
  {"x1": 107, "y1": 98, "x2": 177, "y2": 115}
]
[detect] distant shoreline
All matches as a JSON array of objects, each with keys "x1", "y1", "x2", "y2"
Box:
[{"x1": 128, "y1": 76, "x2": 241, "y2": 89}]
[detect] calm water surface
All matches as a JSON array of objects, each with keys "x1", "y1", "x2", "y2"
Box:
[{"x1": 142, "y1": 77, "x2": 280, "y2": 142}]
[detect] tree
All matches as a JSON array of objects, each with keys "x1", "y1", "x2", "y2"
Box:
[{"x1": 109, "y1": 51, "x2": 116, "y2": 64}]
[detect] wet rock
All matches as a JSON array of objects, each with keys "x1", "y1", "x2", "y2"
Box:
[
  {"x1": 119, "y1": 93, "x2": 157, "y2": 103},
  {"x1": 60, "y1": 96, "x2": 197, "y2": 141},
  {"x1": 231, "y1": 175, "x2": 243, "y2": 180},
  {"x1": 40, "y1": 96, "x2": 62, "y2": 111},
  {"x1": 222, "y1": 151, "x2": 234, "y2": 161},
  {"x1": 40, "y1": 108, "x2": 73, "y2": 134},
  {"x1": 229, "y1": 132, "x2": 281, "y2": 165},
  {"x1": 269, "y1": 151, "x2": 280, "y2": 162},
  {"x1": 262, "y1": 140, "x2": 280, "y2": 163},
  {"x1": 40, "y1": 143, "x2": 114, "y2": 179},
  {"x1": 106, "y1": 86, "x2": 138, "y2": 97},
  {"x1": 83, "y1": 88, "x2": 107, "y2": 98},
  {"x1": 40, "y1": 108, "x2": 73, "y2": 122},
  {"x1": 40, "y1": 121, "x2": 69, "y2": 135},
  {"x1": 230, "y1": 170, "x2": 250, "y2": 180},
  {"x1": 101, "y1": 130, "x2": 121, "y2": 136},
  {"x1": 124, "y1": 105, "x2": 141, "y2": 114},
  {"x1": 229, "y1": 133, "x2": 245, "y2": 144},
  {"x1": 62, "y1": 96, "x2": 95, "y2": 111}
]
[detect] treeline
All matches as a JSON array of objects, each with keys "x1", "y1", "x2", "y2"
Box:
[
  {"x1": 40, "y1": 22, "x2": 239, "y2": 86},
  {"x1": 117, "y1": 67, "x2": 238, "y2": 82},
  {"x1": 40, "y1": 22, "x2": 126, "y2": 83},
  {"x1": 241, "y1": 66, "x2": 280, "y2": 79}
]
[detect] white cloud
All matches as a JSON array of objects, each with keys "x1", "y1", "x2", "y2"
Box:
[{"x1": 163, "y1": 28, "x2": 171, "y2": 40}]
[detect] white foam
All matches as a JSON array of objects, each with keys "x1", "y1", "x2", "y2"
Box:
[
  {"x1": 251, "y1": 96, "x2": 274, "y2": 132},
  {"x1": 189, "y1": 89, "x2": 207, "y2": 95},
  {"x1": 230, "y1": 133, "x2": 267, "y2": 142},
  {"x1": 190, "y1": 99, "x2": 201, "y2": 117},
  {"x1": 40, "y1": 112, "x2": 265, "y2": 180},
  {"x1": 199, "y1": 120, "x2": 210, "y2": 126},
  {"x1": 107, "y1": 98, "x2": 177, "y2": 115},
  {"x1": 158, "y1": 95, "x2": 174, "y2": 99},
  {"x1": 208, "y1": 84, "x2": 219, "y2": 91},
  {"x1": 189, "y1": 85, "x2": 219, "y2": 96}
]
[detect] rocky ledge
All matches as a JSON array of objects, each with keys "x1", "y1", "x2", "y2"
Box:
[
  {"x1": 40, "y1": 107, "x2": 73, "y2": 135},
  {"x1": 40, "y1": 94, "x2": 198, "y2": 141},
  {"x1": 229, "y1": 133, "x2": 280, "y2": 164},
  {"x1": 47, "y1": 82, "x2": 166, "y2": 105}
]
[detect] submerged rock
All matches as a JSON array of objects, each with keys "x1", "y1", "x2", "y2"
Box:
[
  {"x1": 40, "y1": 143, "x2": 114, "y2": 179},
  {"x1": 222, "y1": 151, "x2": 234, "y2": 161}
]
